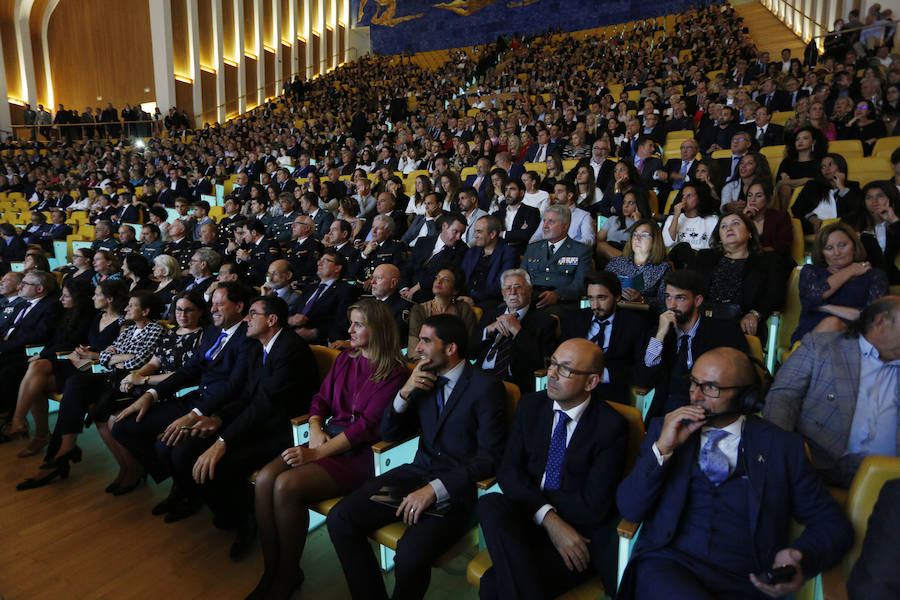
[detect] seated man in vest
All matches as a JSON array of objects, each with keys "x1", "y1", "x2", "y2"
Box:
[
  {"x1": 478, "y1": 338, "x2": 628, "y2": 599},
  {"x1": 764, "y1": 296, "x2": 900, "y2": 488},
  {"x1": 616, "y1": 347, "x2": 853, "y2": 600}
]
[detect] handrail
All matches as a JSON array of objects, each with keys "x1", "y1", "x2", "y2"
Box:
[
  {"x1": 763, "y1": 0, "x2": 828, "y2": 33},
  {"x1": 809, "y1": 17, "x2": 900, "y2": 40}
]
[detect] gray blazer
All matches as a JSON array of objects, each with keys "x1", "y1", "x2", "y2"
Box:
[{"x1": 763, "y1": 332, "x2": 900, "y2": 487}]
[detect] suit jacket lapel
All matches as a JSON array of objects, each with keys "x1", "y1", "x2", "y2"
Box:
[{"x1": 742, "y1": 418, "x2": 769, "y2": 540}]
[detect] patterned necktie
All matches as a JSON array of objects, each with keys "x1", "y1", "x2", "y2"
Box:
[
  {"x1": 591, "y1": 319, "x2": 609, "y2": 349},
  {"x1": 485, "y1": 313, "x2": 519, "y2": 374},
  {"x1": 434, "y1": 376, "x2": 449, "y2": 414},
  {"x1": 544, "y1": 410, "x2": 571, "y2": 490},
  {"x1": 674, "y1": 161, "x2": 688, "y2": 190},
  {"x1": 204, "y1": 330, "x2": 228, "y2": 360},
  {"x1": 301, "y1": 283, "x2": 326, "y2": 315},
  {"x1": 699, "y1": 429, "x2": 731, "y2": 486}
]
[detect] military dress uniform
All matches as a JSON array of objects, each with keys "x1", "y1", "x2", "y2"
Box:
[
  {"x1": 270, "y1": 211, "x2": 298, "y2": 244},
  {"x1": 113, "y1": 240, "x2": 141, "y2": 261},
  {"x1": 139, "y1": 240, "x2": 164, "y2": 262},
  {"x1": 163, "y1": 237, "x2": 198, "y2": 272},
  {"x1": 285, "y1": 236, "x2": 324, "y2": 288},
  {"x1": 521, "y1": 237, "x2": 594, "y2": 304},
  {"x1": 242, "y1": 236, "x2": 283, "y2": 285},
  {"x1": 358, "y1": 240, "x2": 405, "y2": 281}
]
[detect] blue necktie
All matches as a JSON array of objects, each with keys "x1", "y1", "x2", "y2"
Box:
[
  {"x1": 699, "y1": 429, "x2": 731, "y2": 486},
  {"x1": 544, "y1": 410, "x2": 571, "y2": 490},
  {"x1": 674, "y1": 161, "x2": 688, "y2": 190},
  {"x1": 262, "y1": 349, "x2": 268, "y2": 365},
  {"x1": 204, "y1": 330, "x2": 227, "y2": 360},
  {"x1": 434, "y1": 376, "x2": 449, "y2": 414}
]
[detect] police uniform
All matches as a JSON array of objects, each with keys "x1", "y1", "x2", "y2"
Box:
[
  {"x1": 270, "y1": 211, "x2": 298, "y2": 244},
  {"x1": 218, "y1": 214, "x2": 242, "y2": 240},
  {"x1": 242, "y1": 236, "x2": 283, "y2": 285},
  {"x1": 520, "y1": 237, "x2": 594, "y2": 303},
  {"x1": 163, "y1": 237, "x2": 198, "y2": 271},
  {"x1": 285, "y1": 236, "x2": 324, "y2": 287},
  {"x1": 379, "y1": 292, "x2": 412, "y2": 340},
  {"x1": 139, "y1": 240, "x2": 164, "y2": 262},
  {"x1": 358, "y1": 240, "x2": 405, "y2": 281}
]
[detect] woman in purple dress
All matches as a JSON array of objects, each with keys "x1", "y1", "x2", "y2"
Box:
[{"x1": 248, "y1": 299, "x2": 409, "y2": 600}]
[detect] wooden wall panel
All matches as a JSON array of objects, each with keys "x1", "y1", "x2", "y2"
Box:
[
  {"x1": 200, "y1": 70, "x2": 216, "y2": 124},
  {"x1": 243, "y1": 0, "x2": 254, "y2": 51},
  {"x1": 297, "y1": 39, "x2": 306, "y2": 77},
  {"x1": 175, "y1": 80, "x2": 193, "y2": 119},
  {"x1": 326, "y1": 28, "x2": 334, "y2": 70},
  {"x1": 339, "y1": 24, "x2": 345, "y2": 64},
  {"x1": 245, "y1": 56, "x2": 257, "y2": 108},
  {"x1": 280, "y1": 0, "x2": 290, "y2": 42},
  {"x1": 264, "y1": 49, "x2": 275, "y2": 97},
  {"x1": 281, "y1": 42, "x2": 291, "y2": 83},
  {"x1": 198, "y1": 0, "x2": 214, "y2": 67},
  {"x1": 30, "y1": 0, "x2": 52, "y2": 107},
  {"x1": 224, "y1": 63, "x2": 238, "y2": 119},
  {"x1": 312, "y1": 33, "x2": 320, "y2": 76},
  {"x1": 223, "y1": 0, "x2": 236, "y2": 60},
  {"x1": 172, "y1": 0, "x2": 190, "y2": 76},
  {"x1": 48, "y1": 0, "x2": 154, "y2": 112},
  {"x1": 263, "y1": 0, "x2": 272, "y2": 46}
]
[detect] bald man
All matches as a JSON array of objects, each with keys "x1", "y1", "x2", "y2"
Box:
[
  {"x1": 616, "y1": 347, "x2": 852, "y2": 600},
  {"x1": 478, "y1": 339, "x2": 629, "y2": 599},
  {"x1": 371, "y1": 263, "x2": 411, "y2": 340}
]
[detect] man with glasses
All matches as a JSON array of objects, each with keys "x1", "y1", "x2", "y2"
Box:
[
  {"x1": 616, "y1": 347, "x2": 851, "y2": 600},
  {"x1": 659, "y1": 139, "x2": 700, "y2": 193},
  {"x1": 261, "y1": 259, "x2": 303, "y2": 314},
  {"x1": 287, "y1": 249, "x2": 358, "y2": 344},
  {"x1": 478, "y1": 338, "x2": 628, "y2": 599},
  {"x1": 637, "y1": 270, "x2": 748, "y2": 421},
  {"x1": 470, "y1": 269, "x2": 557, "y2": 393},
  {"x1": 0, "y1": 270, "x2": 61, "y2": 423},
  {"x1": 181, "y1": 248, "x2": 219, "y2": 296}
]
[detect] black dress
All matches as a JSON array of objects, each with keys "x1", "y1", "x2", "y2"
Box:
[{"x1": 43, "y1": 313, "x2": 124, "y2": 388}]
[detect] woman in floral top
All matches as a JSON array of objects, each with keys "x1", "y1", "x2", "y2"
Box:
[{"x1": 16, "y1": 290, "x2": 164, "y2": 491}]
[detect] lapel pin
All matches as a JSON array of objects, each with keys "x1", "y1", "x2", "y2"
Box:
[{"x1": 758, "y1": 455, "x2": 765, "y2": 463}]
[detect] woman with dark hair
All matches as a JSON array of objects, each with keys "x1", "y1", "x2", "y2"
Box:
[
  {"x1": 101, "y1": 290, "x2": 209, "y2": 493},
  {"x1": 16, "y1": 290, "x2": 165, "y2": 490},
  {"x1": 148, "y1": 206, "x2": 171, "y2": 241},
  {"x1": 596, "y1": 161, "x2": 643, "y2": 217},
  {"x1": 407, "y1": 263, "x2": 477, "y2": 358},
  {"x1": 406, "y1": 174, "x2": 433, "y2": 218},
  {"x1": 791, "y1": 153, "x2": 861, "y2": 234},
  {"x1": 91, "y1": 250, "x2": 122, "y2": 285},
  {"x1": 23, "y1": 248, "x2": 51, "y2": 273},
  {"x1": 855, "y1": 181, "x2": 900, "y2": 284},
  {"x1": 662, "y1": 181, "x2": 720, "y2": 250},
  {"x1": 693, "y1": 158, "x2": 725, "y2": 206},
  {"x1": 793, "y1": 221, "x2": 888, "y2": 343},
  {"x1": 742, "y1": 178, "x2": 794, "y2": 256},
  {"x1": 676, "y1": 212, "x2": 787, "y2": 337},
  {"x1": 318, "y1": 180, "x2": 340, "y2": 214},
  {"x1": 248, "y1": 299, "x2": 408, "y2": 600},
  {"x1": 539, "y1": 155, "x2": 565, "y2": 193},
  {"x1": 720, "y1": 152, "x2": 772, "y2": 211},
  {"x1": 122, "y1": 253, "x2": 155, "y2": 291},
  {"x1": 337, "y1": 197, "x2": 364, "y2": 240},
  {"x1": 775, "y1": 126, "x2": 828, "y2": 209},
  {"x1": 0, "y1": 278, "x2": 100, "y2": 453},
  {"x1": 842, "y1": 99, "x2": 886, "y2": 156},
  {"x1": 605, "y1": 219, "x2": 672, "y2": 310},
  {"x1": 596, "y1": 188, "x2": 652, "y2": 260}
]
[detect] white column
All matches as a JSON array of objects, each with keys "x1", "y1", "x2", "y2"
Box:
[
  {"x1": 41, "y1": 0, "x2": 61, "y2": 110},
  {"x1": 824, "y1": 0, "x2": 837, "y2": 34},
  {"x1": 234, "y1": 0, "x2": 246, "y2": 114},
  {"x1": 14, "y1": 0, "x2": 39, "y2": 107},
  {"x1": 288, "y1": 0, "x2": 297, "y2": 78},
  {"x1": 186, "y1": 0, "x2": 203, "y2": 126},
  {"x1": 0, "y1": 24, "x2": 12, "y2": 139},
  {"x1": 342, "y1": 0, "x2": 350, "y2": 61},
  {"x1": 212, "y1": 0, "x2": 226, "y2": 123},
  {"x1": 253, "y1": 0, "x2": 264, "y2": 105},
  {"x1": 302, "y1": 0, "x2": 312, "y2": 79},
  {"x1": 273, "y1": 0, "x2": 283, "y2": 95},
  {"x1": 318, "y1": 0, "x2": 326, "y2": 76},
  {"x1": 331, "y1": 0, "x2": 338, "y2": 69},
  {"x1": 149, "y1": 0, "x2": 176, "y2": 114}
]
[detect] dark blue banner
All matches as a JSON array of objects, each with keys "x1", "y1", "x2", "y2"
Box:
[{"x1": 351, "y1": 0, "x2": 699, "y2": 55}]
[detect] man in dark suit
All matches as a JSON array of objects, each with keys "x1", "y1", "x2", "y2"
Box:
[
  {"x1": 111, "y1": 194, "x2": 141, "y2": 224},
  {"x1": 755, "y1": 78, "x2": 791, "y2": 112},
  {"x1": 478, "y1": 339, "x2": 628, "y2": 598},
  {"x1": 616, "y1": 347, "x2": 853, "y2": 600},
  {"x1": 298, "y1": 192, "x2": 332, "y2": 241},
  {"x1": 112, "y1": 282, "x2": 253, "y2": 521},
  {"x1": 636, "y1": 270, "x2": 749, "y2": 421},
  {"x1": 357, "y1": 193, "x2": 407, "y2": 243},
  {"x1": 0, "y1": 272, "x2": 25, "y2": 330},
  {"x1": 639, "y1": 112, "x2": 666, "y2": 144},
  {"x1": 327, "y1": 314, "x2": 506, "y2": 600},
  {"x1": 751, "y1": 106, "x2": 786, "y2": 148},
  {"x1": 560, "y1": 272, "x2": 647, "y2": 404},
  {"x1": 260, "y1": 259, "x2": 304, "y2": 314},
  {"x1": 357, "y1": 215, "x2": 405, "y2": 282},
  {"x1": 287, "y1": 249, "x2": 358, "y2": 344},
  {"x1": 325, "y1": 219, "x2": 362, "y2": 280},
  {"x1": 493, "y1": 180, "x2": 541, "y2": 256},
  {"x1": 172, "y1": 296, "x2": 318, "y2": 559},
  {"x1": 283, "y1": 214, "x2": 323, "y2": 288},
  {"x1": 191, "y1": 172, "x2": 213, "y2": 202},
  {"x1": 402, "y1": 193, "x2": 443, "y2": 248},
  {"x1": 0, "y1": 270, "x2": 62, "y2": 416},
  {"x1": 716, "y1": 131, "x2": 753, "y2": 183},
  {"x1": 0, "y1": 223, "x2": 27, "y2": 275},
  {"x1": 235, "y1": 218, "x2": 283, "y2": 286},
  {"x1": 36, "y1": 209, "x2": 72, "y2": 252},
  {"x1": 470, "y1": 268, "x2": 557, "y2": 393},
  {"x1": 524, "y1": 129, "x2": 558, "y2": 164},
  {"x1": 464, "y1": 158, "x2": 494, "y2": 210},
  {"x1": 459, "y1": 215, "x2": 519, "y2": 309},
  {"x1": 180, "y1": 248, "x2": 219, "y2": 296},
  {"x1": 400, "y1": 213, "x2": 468, "y2": 304},
  {"x1": 496, "y1": 152, "x2": 524, "y2": 182},
  {"x1": 370, "y1": 263, "x2": 412, "y2": 341},
  {"x1": 658, "y1": 139, "x2": 700, "y2": 194},
  {"x1": 154, "y1": 176, "x2": 178, "y2": 207},
  {"x1": 232, "y1": 172, "x2": 252, "y2": 204},
  {"x1": 167, "y1": 167, "x2": 190, "y2": 198},
  {"x1": 628, "y1": 138, "x2": 664, "y2": 188}
]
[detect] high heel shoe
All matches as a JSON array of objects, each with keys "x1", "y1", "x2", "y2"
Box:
[
  {"x1": 41, "y1": 446, "x2": 82, "y2": 470},
  {"x1": 17, "y1": 434, "x2": 50, "y2": 458},
  {"x1": 0, "y1": 422, "x2": 29, "y2": 443},
  {"x1": 16, "y1": 460, "x2": 71, "y2": 490},
  {"x1": 111, "y1": 472, "x2": 147, "y2": 496}
]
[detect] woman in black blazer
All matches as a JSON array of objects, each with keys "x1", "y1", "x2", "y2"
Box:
[
  {"x1": 674, "y1": 211, "x2": 787, "y2": 339},
  {"x1": 791, "y1": 153, "x2": 860, "y2": 234},
  {"x1": 855, "y1": 181, "x2": 900, "y2": 285}
]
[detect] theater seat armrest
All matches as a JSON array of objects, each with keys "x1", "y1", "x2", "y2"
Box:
[
  {"x1": 372, "y1": 435, "x2": 418, "y2": 454},
  {"x1": 632, "y1": 387, "x2": 650, "y2": 396},
  {"x1": 476, "y1": 477, "x2": 497, "y2": 491},
  {"x1": 534, "y1": 368, "x2": 548, "y2": 378},
  {"x1": 617, "y1": 519, "x2": 640, "y2": 539},
  {"x1": 290, "y1": 414, "x2": 310, "y2": 427}
]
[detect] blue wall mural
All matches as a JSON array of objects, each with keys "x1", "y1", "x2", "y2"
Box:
[{"x1": 351, "y1": 0, "x2": 700, "y2": 55}]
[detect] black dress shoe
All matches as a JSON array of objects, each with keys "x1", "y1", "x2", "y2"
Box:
[
  {"x1": 16, "y1": 461, "x2": 71, "y2": 490},
  {"x1": 41, "y1": 446, "x2": 82, "y2": 470},
  {"x1": 164, "y1": 497, "x2": 203, "y2": 523},
  {"x1": 229, "y1": 519, "x2": 258, "y2": 561},
  {"x1": 152, "y1": 484, "x2": 182, "y2": 515},
  {"x1": 112, "y1": 472, "x2": 146, "y2": 496}
]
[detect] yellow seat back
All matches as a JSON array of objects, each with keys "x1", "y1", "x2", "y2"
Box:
[
  {"x1": 843, "y1": 456, "x2": 900, "y2": 575},
  {"x1": 777, "y1": 267, "x2": 803, "y2": 362}
]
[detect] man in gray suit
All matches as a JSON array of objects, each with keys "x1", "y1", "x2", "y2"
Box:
[
  {"x1": 764, "y1": 296, "x2": 900, "y2": 488},
  {"x1": 520, "y1": 205, "x2": 593, "y2": 315},
  {"x1": 261, "y1": 259, "x2": 303, "y2": 314}
]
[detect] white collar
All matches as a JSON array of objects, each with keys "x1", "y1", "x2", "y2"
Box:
[
  {"x1": 552, "y1": 397, "x2": 591, "y2": 424},
  {"x1": 263, "y1": 327, "x2": 282, "y2": 355}
]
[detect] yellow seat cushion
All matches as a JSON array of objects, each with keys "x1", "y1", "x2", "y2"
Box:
[
  {"x1": 372, "y1": 522, "x2": 479, "y2": 567},
  {"x1": 466, "y1": 548, "x2": 606, "y2": 598},
  {"x1": 310, "y1": 496, "x2": 343, "y2": 516}
]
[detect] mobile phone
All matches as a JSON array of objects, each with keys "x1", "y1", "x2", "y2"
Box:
[{"x1": 762, "y1": 565, "x2": 796, "y2": 585}]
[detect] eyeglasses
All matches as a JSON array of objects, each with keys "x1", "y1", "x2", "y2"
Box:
[
  {"x1": 174, "y1": 307, "x2": 197, "y2": 314},
  {"x1": 20, "y1": 281, "x2": 39, "y2": 287},
  {"x1": 687, "y1": 375, "x2": 748, "y2": 398},
  {"x1": 632, "y1": 232, "x2": 653, "y2": 240},
  {"x1": 545, "y1": 357, "x2": 598, "y2": 379},
  {"x1": 247, "y1": 310, "x2": 268, "y2": 318},
  {"x1": 502, "y1": 284, "x2": 526, "y2": 292}
]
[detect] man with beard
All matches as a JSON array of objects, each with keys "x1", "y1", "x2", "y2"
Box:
[
  {"x1": 635, "y1": 270, "x2": 748, "y2": 421},
  {"x1": 559, "y1": 272, "x2": 647, "y2": 404}
]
